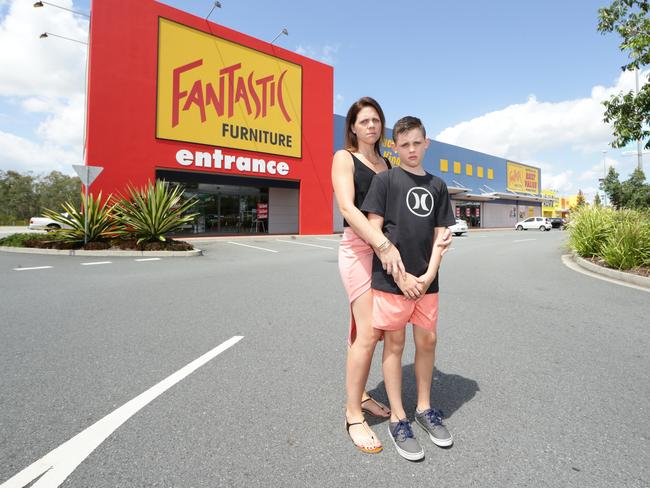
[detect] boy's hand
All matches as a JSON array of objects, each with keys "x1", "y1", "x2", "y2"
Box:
[
  {"x1": 396, "y1": 272, "x2": 424, "y2": 300},
  {"x1": 437, "y1": 228, "x2": 452, "y2": 256},
  {"x1": 416, "y1": 272, "x2": 436, "y2": 292}
]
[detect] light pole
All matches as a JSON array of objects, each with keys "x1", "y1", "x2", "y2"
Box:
[
  {"x1": 33, "y1": 1, "x2": 89, "y2": 18},
  {"x1": 601, "y1": 149, "x2": 607, "y2": 206},
  {"x1": 634, "y1": 66, "x2": 643, "y2": 172},
  {"x1": 270, "y1": 28, "x2": 288, "y2": 45},
  {"x1": 206, "y1": 1, "x2": 222, "y2": 20}
]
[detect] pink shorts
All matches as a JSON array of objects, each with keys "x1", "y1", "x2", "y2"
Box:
[
  {"x1": 372, "y1": 290, "x2": 439, "y2": 331},
  {"x1": 338, "y1": 227, "x2": 374, "y2": 344}
]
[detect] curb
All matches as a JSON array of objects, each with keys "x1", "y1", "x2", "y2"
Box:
[
  {"x1": 570, "y1": 252, "x2": 650, "y2": 289},
  {"x1": 0, "y1": 246, "x2": 202, "y2": 257}
]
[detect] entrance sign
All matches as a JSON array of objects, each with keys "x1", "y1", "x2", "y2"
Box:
[{"x1": 156, "y1": 18, "x2": 303, "y2": 158}]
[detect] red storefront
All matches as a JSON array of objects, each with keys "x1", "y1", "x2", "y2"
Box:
[{"x1": 85, "y1": 0, "x2": 333, "y2": 234}]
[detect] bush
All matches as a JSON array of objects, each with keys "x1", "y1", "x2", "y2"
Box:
[
  {"x1": 567, "y1": 206, "x2": 615, "y2": 257},
  {"x1": 600, "y1": 210, "x2": 650, "y2": 269},
  {"x1": 43, "y1": 192, "x2": 122, "y2": 244},
  {"x1": 114, "y1": 180, "x2": 198, "y2": 245},
  {"x1": 0, "y1": 233, "x2": 55, "y2": 247}
]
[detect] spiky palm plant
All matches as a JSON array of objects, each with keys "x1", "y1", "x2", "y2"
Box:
[
  {"x1": 43, "y1": 192, "x2": 121, "y2": 243},
  {"x1": 115, "y1": 180, "x2": 198, "y2": 244}
]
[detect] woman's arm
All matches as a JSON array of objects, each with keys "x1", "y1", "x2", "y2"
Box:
[{"x1": 332, "y1": 150, "x2": 404, "y2": 277}]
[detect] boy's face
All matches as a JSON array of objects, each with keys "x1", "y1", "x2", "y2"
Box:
[{"x1": 394, "y1": 128, "x2": 429, "y2": 171}]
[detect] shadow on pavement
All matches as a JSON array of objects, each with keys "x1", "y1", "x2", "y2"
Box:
[{"x1": 365, "y1": 365, "x2": 479, "y2": 426}]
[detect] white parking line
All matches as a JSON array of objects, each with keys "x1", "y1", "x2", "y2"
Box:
[
  {"x1": 276, "y1": 239, "x2": 334, "y2": 250},
  {"x1": 315, "y1": 237, "x2": 341, "y2": 243},
  {"x1": 227, "y1": 241, "x2": 278, "y2": 253},
  {"x1": 513, "y1": 239, "x2": 536, "y2": 243},
  {"x1": 80, "y1": 261, "x2": 112, "y2": 266},
  {"x1": 1, "y1": 336, "x2": 244, "y2": 488},
  {"x1": 135, "y1": 258, "x2": 161, "y2": 262},
  {"x1": 13, "y1": 266, "x2": 53, "y2": 271}
]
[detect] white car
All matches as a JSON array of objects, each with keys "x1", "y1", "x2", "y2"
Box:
[
  {"x1": 449, "y1": 218, "x2": 468, "y2": 236},
  {"x1": 515, "y1": 216, "x2": 551, "y2": 231},
  {"x1": 28, "y1": 213, "x2": 73, "y2": 231}
]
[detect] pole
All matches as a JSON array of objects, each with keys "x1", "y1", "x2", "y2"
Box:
[
  {"x1": 84, "y1": 166, "x2": 89, "y2": 245},
  {"x1": 602, "y1": 150, "x2": 607, "y2": 206},
  {"x1": 635, "y1": 67, "x2": 643, "y2": 172}
]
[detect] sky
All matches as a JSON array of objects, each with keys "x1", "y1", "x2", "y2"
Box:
[{"x1": 0, "y1": 0, "x2": 648, "y2": 200}]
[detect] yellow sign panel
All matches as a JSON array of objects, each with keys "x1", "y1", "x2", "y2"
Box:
[
  {"x1": 156, "y1": 18, "x2": 302, "y2": 158},
  {"x1": 507, "y1": 162, "x2": 539, "y2": 194}
]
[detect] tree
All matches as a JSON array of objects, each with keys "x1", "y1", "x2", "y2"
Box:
[
  {"x1": 0, "y1": 170, "x2": 39, "y2": 222},
  {"x1": 598, "y1": 0, "x2": 650, "y2": 149},
  {"x1": 620, "y1": 167, "x2": 650, "y2": 208},
  {"x1": 601, "y1": 166, "x2": 624, "y2": 208},
  {"x1": 575, "y1": 189, "x2": 587, "y2": 208},
  {"x1": 35, "y1": 171, "x2": 82, "y2": 214},
  {"x1": 594, "y1": 193, "x2": 603, "y2": 206}
]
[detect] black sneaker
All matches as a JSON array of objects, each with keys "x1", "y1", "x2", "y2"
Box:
[
  {"x1": 415, "y1": 407, "x2": 453, "y2": 447},
  {"x1": 388, "y1": 419, "x2": 424, "y2": 461}
]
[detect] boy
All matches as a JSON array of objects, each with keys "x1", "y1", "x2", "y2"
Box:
[{"x1": 361, "y1": 116, "x2": 456, "y2": 461}]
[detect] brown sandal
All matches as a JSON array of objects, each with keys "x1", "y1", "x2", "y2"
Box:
[
  {"x1": 345, "y1": 418, "x2": 383, "y2": 454},
  {"x1": 361, "y1": 395, "x2": 391, "y2": 418}
]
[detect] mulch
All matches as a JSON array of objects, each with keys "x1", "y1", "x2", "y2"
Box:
[{"x1": 586, "y1": 256, "x2": 650, "y2": 278}]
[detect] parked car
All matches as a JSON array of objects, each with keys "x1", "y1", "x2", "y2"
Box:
[
  {"x1": 515, "y1": 216, "x2": 551, "y2": 231},
  {"x1": 28, "y1": 213, "x2": 73, "y2": 231},
  {"x1": 549, "y1": 217, "x2": 567, "y2": 229},
  {"x1": 449, "y1": 218, "x2": 468, "y2": 236}
]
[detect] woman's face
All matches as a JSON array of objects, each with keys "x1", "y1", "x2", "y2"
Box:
[{"x1": 351, "y1": 106, "x2": 382, "y2": 146}]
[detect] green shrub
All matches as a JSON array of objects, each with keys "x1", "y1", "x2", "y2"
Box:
[
  {"x1": 43, "y1": 192, "x2": 122, "y2": 244},
  {"x1": 567, "y1": 206, "x2": 615, "y2": 257},
  {"x1": 0, "y1": 232, "x2": 59, "y2": 247},
  {"x1": 600, "y1": 210, "x2": 650, "y2": 269},
  {"x1": 114, "y1": 180, "x2": 198, "y2": 244}
]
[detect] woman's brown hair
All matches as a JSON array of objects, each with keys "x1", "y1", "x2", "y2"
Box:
[{"x1": 344, "y1": 96, "x2": 386, "y2": 155}]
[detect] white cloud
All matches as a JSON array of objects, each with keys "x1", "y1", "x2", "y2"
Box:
[
  {"x1": 435, "y1": 69, "x2": 648, "y2": 162},
  {"x1": 0, "y1": 130, "x2": 80, "y2": 174},
  {"x1": 0, "y1": 0, "x2": 86, "y2": 174},
  {"x1": 295, "y1": 43, "x2": 339, "y2": 65}
]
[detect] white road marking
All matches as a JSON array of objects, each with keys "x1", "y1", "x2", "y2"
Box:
[
  {"x1": 80, "y1": 261, "x2": 112, "y2": 266},
  {"x1": 12, "y1": 266, "x2": 53, "y2": 271},
  {"x1": 1, "y1": 336, "x2": 244, "y2": 488},
  {"x1": 513, "y1": 239, "x2": 536, "y2": 243},
  {"x1": 227, "y1": 241, "x2": 278, "y2": 253},
  {"x1": 315, "y1": 237, "x2": 341, "y2": 243},
  {"x1": 561, "y1": 255, "x2": 650, "y2": 293},
  {"x1": 276, "y1": 239, "x2": 334, "y2": 250},
  {"x1": 135, "y1": 258, "x2": 161, "y2": 262}
]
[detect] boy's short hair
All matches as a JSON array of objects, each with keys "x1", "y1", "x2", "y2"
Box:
[{"x1": 392, "y1": 116, "x2": 426, "y2": 143}]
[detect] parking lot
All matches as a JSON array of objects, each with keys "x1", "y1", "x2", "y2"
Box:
[{"x1": 1, "y1": 230, "x2": 648, "y2": 487}]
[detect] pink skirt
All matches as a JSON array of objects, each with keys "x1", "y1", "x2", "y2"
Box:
[{"x1": 338, "y1": 227, "x2": 374, "y2": 344}]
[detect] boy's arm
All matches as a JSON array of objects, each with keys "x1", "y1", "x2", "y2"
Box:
[
  {"x1": 416, "y1": 226, "x2": 448, "y2": 292},
  {"x1": 367, "y1": 213, "x2": 422, "y2": 299}
]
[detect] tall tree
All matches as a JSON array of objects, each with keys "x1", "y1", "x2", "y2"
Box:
[
  {"x1": 576, "y1": 189, "x2": 587, "y2": 208},
  {"x1": 598, "y1": 0, "x2": 650, "y2": 150},
  {"x1": 0, "y1": 170, "x2": 39, "y2": 221},
  {"x1": 36, "y1": 171, "x2": 82, "y2": 213},
  {"x1": 601, "y1": 166, "x2": 624, "y2": 208},
  {"x1": 593, "y1": 193, "x2": 603, "y2": 206},
  {"x1": 621, "y1": 167, "x2": 650, "y2": 208}
]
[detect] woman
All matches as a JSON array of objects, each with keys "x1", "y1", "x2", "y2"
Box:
[
  {"x1": 333, "y1": 97, "x2": 451, "y2": 453},
  {"x1": 332, "y1": 97, "x2": 406, "y2": 453}
]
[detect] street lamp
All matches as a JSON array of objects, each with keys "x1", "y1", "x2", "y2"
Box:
[
  {"x1": 33, "y1": 1, "x2": 90, "y2": 18},
  {"x1": 270, "y1": 28, "x2": 288, "y2": 45},
  {"x1": 206, "y1": 1, "x2": 222, "y2": 20},
  {"x1": 39, "y1": 31, "x2": 87, "y2": 45}
]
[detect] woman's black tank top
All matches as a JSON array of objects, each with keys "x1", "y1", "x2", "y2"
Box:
[{"x1": 342, "y1": 152, "x2": 391, "y2": 227}]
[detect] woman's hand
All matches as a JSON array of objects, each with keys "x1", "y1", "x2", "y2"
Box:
[
  {"x1": 377, "y1": 241, "x2": 405, "y2": 281},
  {"x1": 437, "y1": 228, "x2": 453, "y2": 256}
]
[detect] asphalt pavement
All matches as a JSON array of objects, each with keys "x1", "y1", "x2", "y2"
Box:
[{"x1": 0, "y1": 230, "x2": 648, "y2": 487}]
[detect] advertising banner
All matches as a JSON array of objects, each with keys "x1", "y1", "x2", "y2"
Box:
[
  {"x1": 156, "y1": 18, "x2": 302, "y2": 158},
  {"x1": 507, "y1": 162, "x2": 539, "y2": 194},
  {"x1": 257, "y1": 202, "x2": 268, "y2": 219}
]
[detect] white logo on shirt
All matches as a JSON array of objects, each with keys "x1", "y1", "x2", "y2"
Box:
[{"x1": 406, "y1": 187, "x2": 433, "y2": 217}]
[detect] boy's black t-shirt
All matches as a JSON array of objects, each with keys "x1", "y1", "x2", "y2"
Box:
[{"x1": 361, "y1": 166, "x2": 456, "y2": 295}]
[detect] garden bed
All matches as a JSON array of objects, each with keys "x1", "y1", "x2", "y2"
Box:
[{"x1": 0, "y1": 233, "x2": 193, "y2": 251}]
